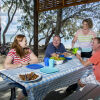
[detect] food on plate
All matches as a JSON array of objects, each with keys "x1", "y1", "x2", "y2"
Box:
[
  {"x1": 50, "y1": 57, "x2": 65, "y2": 60},
  {"x1": 19, "y1": 72, "x2": 39, "y2": 81}
]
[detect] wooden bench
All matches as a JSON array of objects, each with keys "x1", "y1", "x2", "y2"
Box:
[{"x1": 64, "y1": 84, "x2": 100, "y2": 100}]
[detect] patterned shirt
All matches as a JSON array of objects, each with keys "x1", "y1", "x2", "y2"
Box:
[
  {"x1": 7, "y1": 49, "x2": 32, "y2": 64},
  {"x1": 75, "y1": 29, "x2": 96, "y2": 52}
]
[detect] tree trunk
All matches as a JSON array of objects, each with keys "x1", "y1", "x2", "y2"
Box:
[
  {"x1": 44, "y1": 28, "x2": 55, "y2": 50},
  {"x1": 34, "y1": 0, "x2": 38, "y2": 57},
  {"x1": 55, "y1": 9, "x2": 62, "y2": 35},
  {"x1": 2, "y1": 0, "x2": 17, "y2": 46},
  {"x1": 3, "y1": 22, "x2": 10, "y2": 45}
]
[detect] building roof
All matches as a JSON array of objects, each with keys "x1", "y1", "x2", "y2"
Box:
[{"x1": 38, "y1": 0, "x2": 100, "y2": 12}]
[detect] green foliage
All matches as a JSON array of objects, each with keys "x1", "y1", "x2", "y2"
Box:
[{"x1": 2, "y1": 0, "x2": 100, "y2": 45}]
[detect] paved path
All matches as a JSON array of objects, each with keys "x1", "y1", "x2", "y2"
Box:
[{"x1": 0, "y1": 90, "x2": 11, "y2": 100}]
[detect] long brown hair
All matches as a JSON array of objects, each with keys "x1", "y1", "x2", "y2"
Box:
[{"x1": 11, "y1": 34, "x2": 29, "y2": 58}]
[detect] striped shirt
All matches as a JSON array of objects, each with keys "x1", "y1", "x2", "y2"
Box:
[
  {"x1": 7, "y1": 49, "x2": 32, "y2": 64},
  {"x1": 75, "y1": 29, "x2": 96, "y2": 52}
]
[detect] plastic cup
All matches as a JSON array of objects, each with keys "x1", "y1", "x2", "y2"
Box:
[
  {"x1": 49, "y1": 59, "x2": 54, "y2": 68},
  {"x1": 77, "y1": 50, "x2": 81, "y2": 55},
  {"x1": 44, "y1": 57, "x2": 49, "y2": 66}
]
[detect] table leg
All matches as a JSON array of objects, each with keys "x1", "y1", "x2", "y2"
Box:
[{"x1": 10, "y1": 87, "x2": 16, "y2": 100}]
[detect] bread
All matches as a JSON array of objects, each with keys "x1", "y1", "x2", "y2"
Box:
[{"x1": 19, "y1": 72, "x2": 39, "y2": 81}]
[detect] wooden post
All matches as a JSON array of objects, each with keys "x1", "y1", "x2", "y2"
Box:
[{"x1": 34, "y1": 0, "x2": 38, "y2": 57}]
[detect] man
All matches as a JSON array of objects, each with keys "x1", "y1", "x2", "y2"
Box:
[
  {"x1": 44, "y1": 35, "x2": 78, "y2": 99},
  {"x1": 76, "y1": 37, "x2": 100, "y2": 86},
  {"x1": 45, "y1": 35, "x2": 67, "y2": 58}
]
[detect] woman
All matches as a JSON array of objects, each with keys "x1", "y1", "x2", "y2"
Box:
[
  {"x1": 66, "y1": 18, "x2": 96, "y2": 97},
  {"x1": 72, "y1": 18, "x2": 96, "y2": 58},
  {"x1": 4, "y1": 34, "x2": 38, "y2": 100}
]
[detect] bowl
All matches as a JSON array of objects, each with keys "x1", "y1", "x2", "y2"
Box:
[
  {"x1": 65, "y1": 55, "x2": 73, "y2": 60},
  {"x1": 55, "y1": 60, "x2": 64, "y2": 65}
]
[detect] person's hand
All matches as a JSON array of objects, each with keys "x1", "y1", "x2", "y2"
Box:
[
  {"x1": 61, "y1": 52, "x2": 67, "y2": 57},
  {"x1": 17, "y1": 63, "x2": 22, "y2": 68},
  {"x1": 76, "y1": 53, "x2": 81, "y2": 59},
  {"x1": 21, "y1": 61, "x2": 30, "y2": 66}
]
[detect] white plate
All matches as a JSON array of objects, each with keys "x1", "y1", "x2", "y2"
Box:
[
  {"x1": 16, "y1": 72, "x2": 42, "y2": 82},
  {"x1": 55, "y1": 60, "x2": 64, "y2": 64}
]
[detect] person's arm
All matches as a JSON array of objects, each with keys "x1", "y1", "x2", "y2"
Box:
[
  {"x1": 76, "y1": 53, "x2": 92, "y2": 66},
  {"x1": 60, "y1": 52, "x2": 68, "y2": 57},
  {"x1": 21, "y1": 51, "x2": 38, "y2": 65},
  {"x1": 29, "y1": 52, "x2": 38, "y2": 64},
  {"x1": 45, "y1": 43, "x2": 59, "y2": 57},
  {"x1": 4, "y1": 56, "x2": 22, "y2": 69},
  {"x1": 72, "y1": 35, "x2": 77, "y2": 48},
  {"x1": 51, "y1": 53, "x2": 59, "y2": 57}
]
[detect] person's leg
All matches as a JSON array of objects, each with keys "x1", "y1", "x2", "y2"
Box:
[
  {"x1": 65, "y1": 69, "x2": 93, "y2": 96},
  {"x1": 80, "y1": 72, "x2": 100, "y2": 85}
]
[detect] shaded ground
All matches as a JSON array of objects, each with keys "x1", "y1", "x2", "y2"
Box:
[{"x1": 0, "y1": 89, "x2": 11, "y2": 100}]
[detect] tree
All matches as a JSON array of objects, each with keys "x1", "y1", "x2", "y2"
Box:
[
  {"x1": 2, "y1": 0, "x2": 100, "y2": 50},
  {"x1": 2, "y1": 0, "x2": 18, "y2": 45},
  {"x1": 55, "y1": 9, "x2": 62, "y2": 35}
]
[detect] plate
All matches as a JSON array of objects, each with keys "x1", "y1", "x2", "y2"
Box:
[
  {"x1": 40, "y1": 67, "x2": 59, "y2": 74},
  {"x1": 65, "y1": 55, "x2": 73, "y2": 60},
  {"x1": 26, "y1": 64, "x2": 44, "y2": 69},
  {"x1": 65, "y1": 57, "x2": 72, "y2": 60},
  {"x1": 16, "y1": 72, "x2": 42, "y2": 82},
  {"x1": 55, "y1": 60, "x2": 64, "y2": 64}
]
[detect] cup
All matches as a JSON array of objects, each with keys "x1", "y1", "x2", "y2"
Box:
[
  {"x1": 44, "y1": 57, "x2": 49, "y2": 66},
  {"x1": 77, "y1": 50, "x2": 81, "y2": 55},
  {"x1": 49, "y1": 59, "x2": 54, "y2": 68}
]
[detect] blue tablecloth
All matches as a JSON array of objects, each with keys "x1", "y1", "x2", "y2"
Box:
[{"x1": 0, "y1": 56, "x2": 92, "y2": 100}]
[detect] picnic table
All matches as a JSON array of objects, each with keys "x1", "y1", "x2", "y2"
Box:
[{"x1": 0, "y1": 56, "x2": 92, "y2": 100}]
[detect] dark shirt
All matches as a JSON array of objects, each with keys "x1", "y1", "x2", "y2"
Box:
[{"x1": 45, "y1": 42, "x2": 66, "y2": 58}]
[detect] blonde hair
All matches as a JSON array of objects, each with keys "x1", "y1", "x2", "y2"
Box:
[
  {"x1": 11, "y1": 34, "x2": 29, "y2": 58},
  {"x1": 82, "y1": 18, "x2": 93, "y2": 28}
]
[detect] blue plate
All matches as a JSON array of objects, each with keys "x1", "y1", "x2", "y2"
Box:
[
  {"x1": 65, "y1": 57, "x2": 72, "y2": 60},
  {"x1": 26, "y1": 64, "x2": 44, "y2": 69},
  {"x1": 40, "y1": 67, "x2": 59, "y2": 74}
]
